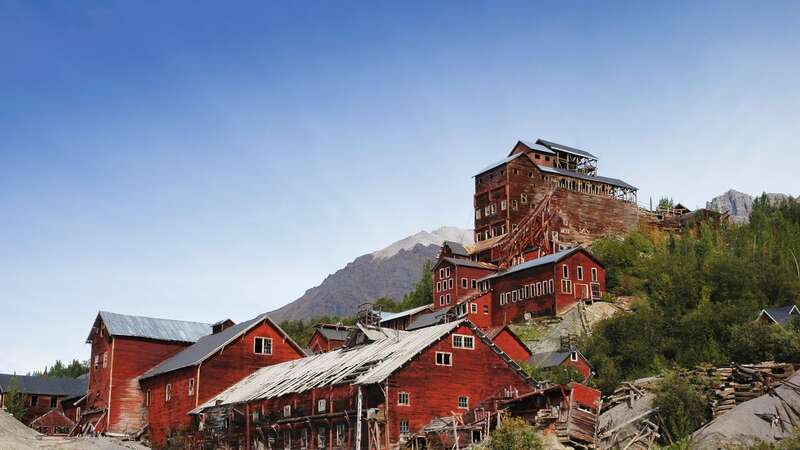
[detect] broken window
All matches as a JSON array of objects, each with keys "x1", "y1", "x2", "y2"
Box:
[
  {"x1": 435, "y1": 352, "x2": 452, "y2": 366},
  {"x1": 188, "y1": 378, "x2": 195, "y2": 396},
  {"x1": 165, "y1": 384, "x2": 172, "y2": 403},
  {"x1": 254, "y1": 337, "x2": 273, "y2": 355},
  {"x1": 317, "y1": 398, "x2": 326, "y2": 413}
]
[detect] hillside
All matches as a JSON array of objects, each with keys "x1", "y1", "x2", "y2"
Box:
[{"x1": 269, "y1": 227, "x2": 472, "y2": 322}]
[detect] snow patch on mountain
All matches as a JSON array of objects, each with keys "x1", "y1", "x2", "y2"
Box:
[{"x1": 371, "y1": 226, "x2": 473, "y2": 260}]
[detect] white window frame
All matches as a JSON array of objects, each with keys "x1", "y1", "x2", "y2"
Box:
[
  {"x1": 439, "y1": 295, "x2": 445, "y2": 306},
  {"x1": 188, "y1": 377, "x2": 195, "y2": 396},
  {"x1": 562, "y1": 264, "x2": 569, "y2": 278},
  {"x1": 461, "y1": 278, "x2": 468, "y2": 289},
  {"x1": 335, "y1": 423, "x2": 346, "y2": 446},
  {"x1": 102, "y1": 352, "x2": 108, "y2": 368},
  {"x1": 145, "y1": 390, "x2": 151, "y2": 406},
  {"x1": 577, "y1": 266, "x2": 584, "y2": 280},
  {"x1": 318, "y1": 398, "x2": 327, "y2": 413},
  {"x1": 562, "y1": 279, "x2": 573, "y2": 294},
  {"x1": 436, "y1": 281, "x2": 441, "y2": 292},
  {"x1": 470, "y1": 303, "x2": 478, "y2": 314},
  {"x1": 521, "y1": 193, "x2": 527, "y2": 204},
  {"x1": 448, "y1": 279, "x2": 453, "y2": 289},
  {"x1": 512, "y1": 291, "x2": 518, "y2": 302},
  {"x1": 398, "y1": 392, "x2": 410, "y2": 406},
  {"x1": 400, "y1": 419, "x2": 409, "y2": 434},
  {"x1": 591, "y1": 267, "x2": 598, "y2": 282},
  {"x1": 439, "y1": 268, "x2": 445, "y2": 278},
  {"x1": 570, "y1": 351, "x2": 578, "y2": 362},
  {"x1": 254, "y1": 337, "x2": 273, "y2": 355},
  {"x1": 452, "y1": 334, "x2": 475, "y2": 350},
  {"x1": 435, "y1": 351, "x2": 452, "y2": 366},
  {"x1": 475, "y1": 209, "x2": 481, "y2": 219},
  {"x1": 446, "y1": 294, "x2": 451, "y2": 305},
  {"x1": 458, "y1": 396, "x2": 469, "y2": 409},
  {"x1": 445, "y1": 267, "x2": 451, "y2": 277},
  {"x1": 501, "y1": 200, "x2": 507, "y2": 210},
  {"x1": 283, "y1": 404, "x2": 292, "y2": 418},
  {"x1": 471, "y1": 279, "x2": 477, "y2": 289},
  {"x1": 165, "y1": 384, "x2": 172, "y2": 402}
]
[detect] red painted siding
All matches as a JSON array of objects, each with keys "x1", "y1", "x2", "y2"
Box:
[
  {"x1": 308, "y1": 331, "x2": 344, "y2": 353},
  {"x1": 491, "y1": 328, "x2": 532, "y2": 362},
  {"x1": 554, "y1": 251, "x2": 605, "y2": 314},
  {"x1": 142, "y1": 320, "x2": 305, "y2": 449}
]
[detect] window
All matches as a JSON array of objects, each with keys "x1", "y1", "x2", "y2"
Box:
[
  {"x1": 439, "y1": 295, "x2": 445, "y2": 306},
  {"x1": 448, "y1": 279, "x2": 453, "y2": 289},
  {"x1": 436, "y1": 281, "x2": 441, "y2": 292},
  {"x1": 50, "y1": 397, "x2": 58, "y2": 408},
  {"x1": 283, "y1": 430, "x2": 292, "y2": 450},
  {"x1": 335, "y1": 423, "x2": 346, "y2": 446},
  {"x1": 512, "y1": 291, "x2": 518, "y2": 302},
  {"x1": 470, "y1": 303, "x2": 478, "y2": 314},
  {"x1": 500, "y1": 200, "x2": 507, "y2": 210},
  {"x1": 254, "y1": 337, "x2": 273, "y2": 355},
  {"x1": 499, "y1": 293, "x2": 506, "y2": 305},
  {"x1": 484, "y1": 230, "x2": 490, "y2": 240},
  {"x1": 562, "y1": 264, "x2": 569, "y2": 278},
  {"x1": 30, "y1": 394, "x2": 38, "y2": 407},
  {"x1": 188, "y1": 378, "x2": 195, "y2": 396},
  {"x1": 549, "y1": 279, "x2": 554, "y2": 294},
  {"x1": 446, "y1": 294, "x2": 451, "y2": 304},
  {"x1": 483, "y1": 305, "x2": 489, "y2": 314},
  {"x1": 577, "y1": 266, "x2": 584, "y2": 280},
  {"x1": 317, "y1": 426, "x2": 327, "y2": 449},
  {"x1": 562, "y1": 279, "x2": 573, "y2": 294},
  {"x1": 94, "y1": 355, "x2": 99, "y2": 369},
  {"x1": 458, "y1": 396, "x2": 469, "y2": 409},
  {"x1": 461, "y1": 278, "x2": 468, "y2": 289},
  {"x1": 591, "y1": 268, "x2": 598, "y2": 282},
  {"x1": 445, "y1": 267, "x2": 451, "y2": 277},
  {"x1": 570, "y1": 351, "x2": 578, "y2": 362},
  {"x1": 145, "y1": 390, "x2": 151, "y2": 406},
  {"x1": 484, "y1": 206, "x2": 490, "y2": 216},
  {"x1": 435, "y1": 352, "x2": 452, "y2": 366},
  {"x1": 471, "y1": 279, "x2": 477, "y2": 289},
  {"x1": 318, "y1": 398, "x2": 326, "y2": 413},
  {"x1": 512, "y1": 168, "x2": 518, "y2": 175},
  {"x1": 521, "y1": 193, "x2": 527, "y2": 204},
  {"x1": 475, "y1": 209, "x2": 481, "y2": 220},
  {"x1": 400, "y1": 419, "x2": 409, "y2": 434},
  {"x1": 283, "y1": 405, "x2": 292, "y2": 417},
  {"x1": 102, "y1": 352, "x2": 108, "y2": 368},
  {"x1": 398, "y1": 392, "x2": 410, "y2": 405},
  {"x1": 452, "y1": 334, "x2": 475, "y2": 349},
  {"x1": 524, "y1": 285, "x2": 530, "y2": 298},
  {"x1": 165, "y1": 384, "x2": 172, "y2": 402},
  {"x1": 491, "y1": 204, "x2": 496, "y2": 214},
  {"x1": 512, "y1": 199, "x2": 518, "y2": 210},
  {"x1": 537, "y1": 282, "x2": 543, "y2": 296}
]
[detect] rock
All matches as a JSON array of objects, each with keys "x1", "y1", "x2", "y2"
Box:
[{"x1": 706, "y1": 190, "x2": 793, "y2": 223}]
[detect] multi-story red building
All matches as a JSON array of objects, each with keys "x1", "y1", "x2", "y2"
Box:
[
  {"x1": 190, "y1": 320, "x2": 536, "y2": 450},
  {"x1": 81, "y1": 311, "x2": 213, "y2": 435},
  {"x1": 138, "y1": 313, "x2": 306, "y2": 448},
  {"x1": 473, "y1": 139, "x2": 638, "y2": 257}
]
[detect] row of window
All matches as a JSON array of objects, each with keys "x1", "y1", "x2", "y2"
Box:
[
  {"x1": 26, "y1": 394, "x2": 58, "y2": 408},
  {"x1": 475, "y1": 191, "x2": 533, "y2": 221},
  {"x1": 436, "y1": 277, "x2": 481, "y2": 293},
  {"x1": 499, "y1": 279, "x2": 555, "y2": 305},
  {"x1": 397, "y1": 391, "x2": 469, "y2": 409},
  {"x1": 561, "y1": 264, "x2": 599, "y2": 282}
]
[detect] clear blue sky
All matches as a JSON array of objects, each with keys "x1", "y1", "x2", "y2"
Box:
[{"x1": 1, "y1": 1, "x2": 798, "y2": 373}]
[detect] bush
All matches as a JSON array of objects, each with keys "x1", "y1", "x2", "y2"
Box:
[
  {"x1": 487, "y1": 417, "x2": 543, "y2": 450},
  {"x1": 654, "y1": 372, "x2": 708, "y2": 443}
]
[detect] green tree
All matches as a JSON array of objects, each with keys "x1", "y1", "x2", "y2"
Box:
[
  {"x1": 658, "y1": 197, "x2": 675, "y2": 211},
  {"x1": 398, "y1": 260, "x2": 434, "y2": 310},
  {"x1": 487, "y1": 417, "x2": 543, "y2": 450},
  {"x1": 34, "y1": 359, "x2": 89, "y2": 378},
  {"x1": 653, "y1": 372, "x2": 708, "y2": 443},
  {"x1": 3, "y1": 375, "x2": 28, "y2": 420}
]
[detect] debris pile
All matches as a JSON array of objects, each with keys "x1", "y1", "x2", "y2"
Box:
[{"x1": 598, "y1": 378, "x2": 661, "y2": 450}]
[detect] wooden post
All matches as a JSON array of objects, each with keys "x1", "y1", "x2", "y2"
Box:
[
  {"x1": 384, "y1": 380, "x2": 390, "y2": 450},
  {"x1": 355, "y1": 386, "x2": 362, "y2": 450},
  {"x1": 245, "y1": 403, "x2": 252, "y2": 450}
]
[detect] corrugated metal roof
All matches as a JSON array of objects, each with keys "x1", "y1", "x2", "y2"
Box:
[
  {"x1": 474, "y1": 152, "x2": 525, "y2": 177},
  {"x1": 315, "y1": 324, "x2": 353, "y2": 341},
  {"x1": 406, "y1": 308, "x2": 450, "y2": 331},
  {"x1": 536, "y1": 139, "x2": 598, "y2": 160},
  {"x1": 759, "y1": 305, "x2": 800, "y2": 326},
  {"x1": 0, "y1": 374, "x2": 87, "y2": 397},
  {"x1": 529, "y1": 351, "x2": 571, "y2": 369},
  {"x1": 379, "y1": 305, "x2": 432, "y2": 324},
  {"x1": 443, "y1": 240, "x2": 470, "y2": 257},
  {"x1": 90, "y1": 311, "x2": 212, "y2": 344},
  {"x1": 140, "y1": 313, "x2": 303, "y2": 380},
  {"x1": 519, "y1": 140, "x2": 557, "y2": 155},
  {"x1": 537, "y1": 165, "x2": 637, "y2": 191},
  {"x1": 439, "y1": 257, "x2": 498, "y2": 270},
  {"x1": 477, "y1": 247, "x2": 583, "y2": 282},
  {"x1": 190, "y1": 322, "x2": 464, "y2": 413}
]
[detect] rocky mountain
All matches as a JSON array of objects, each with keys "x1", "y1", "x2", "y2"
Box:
[
  {"x1": 706, "y1": 190, "x2": 793, "y2": 223},
  {"x1": 269, "y1": 227, "x2": 473, "y2": 322}
]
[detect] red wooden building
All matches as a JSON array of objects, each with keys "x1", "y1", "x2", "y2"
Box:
[
  {"x1": 307, "y1": 323, "x2": 354, "y2": 354},
  {"x1": 139, "y1": 313, "x2": 306, "y2": 449},
  {"x1": 484, "y1": 326, "x2": 532, "y2": 362},
  {"x1": 28, "y1": 408, "x2": 76, "y2": 436},
  {"x1": 80, "y1": 311, "x2": 213, "y2": 435},
  {"x1": 0, "y1": 373, "x2": 87, "y2": 433},
  {"x1": 477, "y1": 246, "x2": 605, "y2": 324},
  {"x1": 190, "y1": 320, "x2": 536, "y2": 450}
]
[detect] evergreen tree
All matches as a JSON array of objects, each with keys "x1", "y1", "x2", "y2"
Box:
[{"x1": 4, "y1": 375, "x2": 28, "y2": 420}]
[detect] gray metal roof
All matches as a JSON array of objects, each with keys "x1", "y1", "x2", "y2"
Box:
[
  {"x1": 529, "y1": 351, "x2": 571, "y2": 369},
  {"x1": 315, "y1": 324, "x2": 353, "y2": 341},
  {"x1": 442, "y1": 240, "x2": 470, "y2": 257},
  {"x1": 0, "y1": 374, "x2": 87, "y2": 397},
  {"x1": 90, "y1": 311, "x2": 212, "y2": 344},
  {"x1": 406, "y1": 308, "x2": 450, "y2": 331},
  {"x1": 474, "y1": 152, "x2": 525, "y2": 177},
  {"x1": 477, "y1": 247, "x2": 585, "y2": 282},
  {"x1": 536, "y1": 139, "x2": 598, "y2": 160},
  {"x1": 379, "y1": 304, "x2": 432, "y2": 324},
  {"x1": 140, "y1": 313, "x2": 302, "y2": 380},
  {"x1": 438, "y1": 257, "x2": 498, "y2": 270},
  {"x1": 537, "y1": 165, "x2": 637, "y2": 191},
  {"x1": 759, "y1": 305, "x2": 800, "y2": 326},
  {"x1": 519, "y1": 140, "x2": 557, "y2": 155}
]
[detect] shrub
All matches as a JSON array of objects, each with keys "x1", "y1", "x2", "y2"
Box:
[
  {"x1": 487, "y1": 417, "x2": 543, "y2": 450},
  {"x1": 654, "y1": 372, "x2": 708, "y2": 443}
]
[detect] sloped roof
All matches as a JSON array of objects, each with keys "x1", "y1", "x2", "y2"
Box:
[
  {"x1": 474, "y1": 152, "x2": 526, "y2": 177},
  {"x1": 88, "y1": 311, "x2": 212, "y2": 344},
  {"x1": 536, "y1": 139, "x2": 598, "y2": 160},
  {"x1": 314, "y1": 324, "x2": 354, "y2": 341},
  {"x1": 518, "y1": 140, "x2": 557, "y2": 155},
  {"x1": 406, "y1": 308, "x2": 450, "y2": 331},
  {"x1": 758, "y1": 305, "x2": 800, "y2": 326},
  {"x1": 436, "y1": 257, "x2": 498, "y2": 271},
  {"x1": 140, "y1": 313, "x2": 304, "y2": 380},
  {"x1": 191, "y1": 320, "x2": 535, "y2": 414},
  {"x1": 478, "y1": 247, "x2": 592, "y2": 282},
  {"x1": 442, "y1": 240, "x2": 470, "y2": 257},
  {"x1": 379, "y1": 304, "x2": 432, "y2": 324},
  {"x1": 0, "y1": 374, "x2": 87, "y2": 397},
  {"x1": 530, "y1": 351, "x2": 572, "y2": 369},
  {"x1": 537, "y1": 165, "x2": 637, "y2": 191}
]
